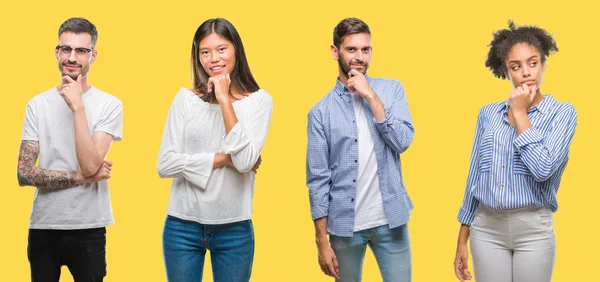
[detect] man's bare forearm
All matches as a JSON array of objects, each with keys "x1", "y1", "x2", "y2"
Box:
[
  {"x1": 17, "y1": 140, "x2": 83, "y2": 189},
  {"x1": 314, "y1": 216, "x2": 329, "y2": 247},
  {"x1": 73, "y1": 109, "x2": 103, "y2": 176}
]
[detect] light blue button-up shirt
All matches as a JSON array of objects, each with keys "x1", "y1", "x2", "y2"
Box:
[
  {"x1": 307, "y1": 76, "x2": 415, "y2": 237},
  {"x1": 458, "y1": 95, "x2": 577, "y2": 225}
]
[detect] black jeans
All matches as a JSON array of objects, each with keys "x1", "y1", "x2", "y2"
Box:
[{"x1": 28, "y1": 227, "x2": 107, "y2": 282}]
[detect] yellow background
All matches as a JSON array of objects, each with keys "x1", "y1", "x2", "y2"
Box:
[{"x1": 1, "y1": 0, "x2": 598, "y2": 281}]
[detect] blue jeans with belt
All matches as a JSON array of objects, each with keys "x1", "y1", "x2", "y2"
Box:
[{"x1": 162, "y1": 215, "x2": 254, "y2": 282}]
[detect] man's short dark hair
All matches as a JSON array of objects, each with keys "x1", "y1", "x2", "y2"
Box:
[
  {"x1": 333, "y1": 18, "x2": 371, "y2": 49},
  {"x1": 58, "y1": 17, "x2": 98, "y2": 48}
]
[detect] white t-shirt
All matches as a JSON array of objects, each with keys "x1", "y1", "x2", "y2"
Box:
[
  {"x1": 21, "y1": 86, "x2": 123, "y2": 229},
  {"x1": 351, "y1": 92, "x2": 388, "y2": 232},
  {"x1": 157, "y1": 88, "x2": 273, "y2": 224}
]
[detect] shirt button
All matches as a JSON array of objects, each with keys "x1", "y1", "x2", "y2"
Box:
[
  {"x1": 499, "y1": 202, "x2": 503, "y2": 208},
  {"x1": 353, "y1": 179, "x2": 356, "y2": 183},
  {"x1": 504, "y1": 144, "x2": 507, "y2": 148},
  {"x1": 354, "y1": 160, "x2": 358, "y2": 163},
  {"x1": 354, "y1": 139, "x2": 357, "y2": 142},
  {"x1": 502, "y1": 164, "x2": 505, "y2": 168},
  {"x1": 500, "y1": 184, "x2": 504, "y2": 188},
  {"x1": 351, "y1": 198, "x2": 354, "y2": 202}
]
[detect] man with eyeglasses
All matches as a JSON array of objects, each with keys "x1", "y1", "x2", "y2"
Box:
[{"x1": 17, "y1": 17, "x2": 122, "y2": 282}]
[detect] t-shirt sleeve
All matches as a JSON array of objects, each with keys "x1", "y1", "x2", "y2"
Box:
[
  {"x1": 95, "y1": 98, "x2": 123, "y2": 141},
  {"x1": 21, "y1": 100, "x2": 38, "y2": 141}
]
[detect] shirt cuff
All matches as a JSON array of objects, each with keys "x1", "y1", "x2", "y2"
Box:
[
  {"x1": 182, "y1": 152, "x2": 215, "y2": 189},
  {"x1": 457, "y1": 207, "x2": 476, "y2": 226},
  {"x1": 221, "y1": 123, "x2": 250, "y2": 154},
  {"x1": 513, "y1": 127, "x2": 544, "y2": 153},
  {"x1": 311, "y1": 204, "x2": 329, "y2": 221},
  {"x1": 373, "y1": 108, "x2": 393, "y2": 133},
  {"x1": 374, "y1": 106, "x2": 392, "y2": 123}
]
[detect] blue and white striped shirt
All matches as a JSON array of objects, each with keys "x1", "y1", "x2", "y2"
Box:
[
  {"x1": 307, "y1": 76, "x2": 415, "y2": 237},
  {"x1": 458, "y1": 95, "x2": 577, "y2": 225}
]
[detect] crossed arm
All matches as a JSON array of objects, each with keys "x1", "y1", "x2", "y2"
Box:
[
  {"x1": 17, "y1": 132, "x2": 114, "y2": 189},
  {"x1": 17, "y1": 140, "x2": 80, "y2": 189},
  {"x1": 72, "y1": 109, "x2": 116, "y2": 177}
]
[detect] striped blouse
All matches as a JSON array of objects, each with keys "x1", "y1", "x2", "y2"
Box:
[{"x1": 458, "y1": 94, "x2": 577, "y2": 226}]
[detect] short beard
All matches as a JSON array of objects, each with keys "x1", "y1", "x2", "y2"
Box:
[
  {"x1": 59, "y1": 61, "x2": 86, "y2": 80},
  {"x1": 338, "y1": 59, "x2": 368, "y2": 79},
  {"x1": 62, "y1": 73, "x2": 79, "y2": 80}
]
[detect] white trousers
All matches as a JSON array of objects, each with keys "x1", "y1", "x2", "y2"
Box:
[{"x1": 470, "y1": 205, "x2": 555, "y2": 282}]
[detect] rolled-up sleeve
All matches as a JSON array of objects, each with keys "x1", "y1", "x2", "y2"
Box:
[
  {"x1": 374, "y1": 81, "x2": 414, "y2": 154},
  {"x1": 307, "y1": 108, "x2": 331, "y2": 220},
  {"x1": 513, "y1": 104, "x2": 577, "y2": 182}
]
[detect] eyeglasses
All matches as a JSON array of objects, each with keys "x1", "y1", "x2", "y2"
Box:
[{"x1": 55, "y1": 45, "x2": 93, "y2": 56}]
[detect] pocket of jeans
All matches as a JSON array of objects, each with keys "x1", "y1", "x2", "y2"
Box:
[
  {"x1": 83, "y1": 227, "x2": 107, "y2": 240},
  {"x1": 478, "y1": 131, "x2": 494, "y2": 172},
  {"x1": 231, "y1": 220, "x2": 254, "y2": 240},
  {"x1": 165, "y1": 215, "x2": 196, "y2": 232},
  {"x1": 329, "y1": 235, "x2": 352, "y2": 251},
  {"x1": 513, "y1": 152, "x2": 532, "y2": 175},
  {"x1": 535, "y1": 209, "x2": 554, "y2": 229},
  {"x1": 27, "y1": 229, "x2": 50, "y2": 245},
  {"x1": 248, "y1": 220, "x2": 254, "y2": 236}
]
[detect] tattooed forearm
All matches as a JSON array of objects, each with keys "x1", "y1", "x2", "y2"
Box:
[{"x1": 17, "y1": 140, "x2": 79, "y2": 189}]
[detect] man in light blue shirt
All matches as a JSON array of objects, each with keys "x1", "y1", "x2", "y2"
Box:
[{"x1": 307, "y1": 17, "x2": 415, "y2": 281}]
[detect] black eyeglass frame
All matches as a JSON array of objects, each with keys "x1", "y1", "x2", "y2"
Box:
[{"x1": 55, "y1": 45, "x2": 93, "y2": 54}]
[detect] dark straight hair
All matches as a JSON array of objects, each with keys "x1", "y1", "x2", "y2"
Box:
[{"x1": 191, "y1": 18, "x2": 259, "y2": 102}]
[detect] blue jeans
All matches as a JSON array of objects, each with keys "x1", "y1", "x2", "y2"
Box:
[
  {"x1": 162, "y1": 216, "x2": 254, "y2": 282},
  {"x1": 330, "y1": 224, "x2": 411, "y2": 282}
]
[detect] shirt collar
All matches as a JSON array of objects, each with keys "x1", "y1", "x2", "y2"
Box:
[
  {"x1": 498, "y1": 94, "x2": 556, "y2": 115},
  {"x1": 535, "y1": 94, "x2": 556, "y2": 114}
]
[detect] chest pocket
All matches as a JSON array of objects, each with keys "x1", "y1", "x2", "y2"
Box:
[
  {"x1": 512, "y1": 151, "x2": 532, "y2": 175},
  {"x1": 478, "y1": 131, "x2": 494, "y2": 173}
]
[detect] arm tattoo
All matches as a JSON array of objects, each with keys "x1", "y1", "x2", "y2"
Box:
[{"x1": 17, "y1": 140, "x2": 78, "y2": 189}]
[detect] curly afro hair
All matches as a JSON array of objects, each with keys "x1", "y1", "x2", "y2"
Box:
[{"x1": 485, "y1": 20, "x2": 558, "y2": 79}]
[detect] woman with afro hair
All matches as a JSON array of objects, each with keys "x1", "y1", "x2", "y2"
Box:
[{"x1": 453, "y1": 20, "x2": 577, "y2": 282}]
